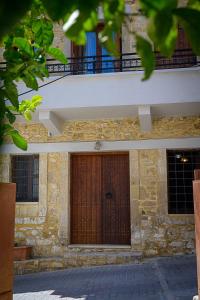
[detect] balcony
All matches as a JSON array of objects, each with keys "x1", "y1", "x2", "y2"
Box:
[
  {"x1": 1, "y1": 49, "x2": 200, "y2": 135},
  {"x1": 46, "y1": 49, "x2": 198, "y2": 75},
  {"x1": 0, "y1": 49, "x2": 197, "y2": 76}
]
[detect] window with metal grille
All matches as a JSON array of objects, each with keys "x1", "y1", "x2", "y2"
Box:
[
  {"x1": 167, "y1": 150, "x2": 200, "y2": 214},
  {"x1": 11, "y1": 155, "x2": 39, "y2": 202}
]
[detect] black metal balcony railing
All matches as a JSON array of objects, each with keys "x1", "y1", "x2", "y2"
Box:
[{"x1": 0, "y1": 49, "x2": 198, "y2": 76}]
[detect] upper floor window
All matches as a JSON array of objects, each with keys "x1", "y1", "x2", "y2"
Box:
[
  {"x1": 156, "y1": 26, "x2": 196, "y2": 68},
  {"x1": 11, "y1": 155, "x2": 39, "y2": 202},
  {"x1": 167, "y1": 150, "x2": 200, "y2": 214},
  {"x1": 71, "y1": 24, "x2": 121, "y2": 74}
]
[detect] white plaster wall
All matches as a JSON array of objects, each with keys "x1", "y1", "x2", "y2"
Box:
[{"x1": 18, "y1": 68, "x2": 200, "y2": 111}]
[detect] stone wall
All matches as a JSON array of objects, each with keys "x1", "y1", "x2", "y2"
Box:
[
  {"x1": 6, "y1": 115, "x2": 200, "y2": 143},
  {"x1": 0, "y1": 141, "x2": 196, "y2": 259},
  {"x1": 130, "y1": 149, "x2": 195, "y2": 257},
  {"x1": 16, "y1": 152, "x2": 70, "y2": 258},
  {"x1": 0, "y1": 153, "x2": 69, "y2": 258}
]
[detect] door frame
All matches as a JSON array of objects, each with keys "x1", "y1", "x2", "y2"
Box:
[{"x1": 69, "y1": 151, "x2": 131, "y2": 245}]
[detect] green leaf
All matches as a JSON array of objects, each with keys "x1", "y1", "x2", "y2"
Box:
[
  {"x1": 5, "y1": 109, "x2": 16, "y2": 123},
  {"x1": 4, "y1": 80, "x2": 19, "y2": 107},
  {"x1": 140, "y1": 0, "x2": 177, "y2": 15},
  {"x1": 187, "y1": 0, "x2": 200, "y2": 11},
  {"x1": 13, "y1": 37, "x2": 33, "y2": 56},
  {"x1": 173, "y1": 7, "x2": 200, "y2": 55},
  {"x1": 6, "y1": 105, "x2": 18, "y2": 112},
  {"x1": 31, "y1": 94, "x2": 42, "y2": 104},
  {"x1": 0, "y1": 94, "x2": 6, "y2": 121},
  {"x1": 2, "y1": 123, "x2": 13, "y2": 131},
  {"x1": 8, "y1": 63, "x2": 24, "y2": 74},
  {"x1": 10, "y1": 129, "x2": 27, "y2": 150},
  {"x1": 32, "y1": 19, "x2": 54, "y2": 48},
  {"x1": 41, "y1": 0, "x2": 74, "y2": 21},
  {"x1": 24, "y1": 111, "x2": 32, "y2": 121},
  {"x1": 99, "y1": 30, "x2": 119, "y2": 57},
  {"x1": 3, "y1": 48, "x2": 23, "y2": 63},
  {"x1": 18, "y1": 95, "x2": 42, "y2": 120},
  {"x1": 22, "y1": 71, "x2": 38, "y2": 90},
  {"x1": 65, "y1": 21, "x2": 87, "y2": 45},
  {"x1": 47, "y1": 47, "x2": 67, "y2": 64},
  {"x1": 83, "y1": 11, "x2": 98, "y2": 31},
  {"x1": 0, "y1": 0, "x2": 32, "y2": 41},
  {"x1": 148, "y1": 11, "x2": 177, "y2": 57},
  {"x1": 136, "y1": 35, "x2": 155, "y2": 81},
  {"x1": 31, "y1": 67, "x2": 48, "y2": 80}
]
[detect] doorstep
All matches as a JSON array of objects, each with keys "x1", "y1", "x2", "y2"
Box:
[
  {"x1": 14, "y1": 257, "x2": 64, "y2": 275},
  {"x1": 64, "y1": 251, "x2": 143, "y2": 267},
  {"x1": 68, "y1": 244, "x2": 132, "y2": 250},
  {"x1": 14, "y1": 251, "x2": 143, "y2": 275}
]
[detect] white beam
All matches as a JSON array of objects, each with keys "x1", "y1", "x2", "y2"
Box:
[
  {"x1": 138, "y1": 105, "x2": 152, "y2": 132},
  {"x1": 1, "y1": 137, "x2": 200, "y2": 154},
  {"x1": 39, "y1": 110, "x2": 64, "y2": 136}
]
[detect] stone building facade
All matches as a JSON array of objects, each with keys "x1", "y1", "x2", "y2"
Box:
[
  {"x1": 0, "y1": 0, "x2": 200, "y2": 273},
  {"x1": 1, "y1": 117, "x2": 199, "y2": 261}
]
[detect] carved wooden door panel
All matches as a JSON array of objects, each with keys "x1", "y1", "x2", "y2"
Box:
[
  {"x1": 70, "y1": 154, "x2": 102, "y2": 244},
  {"x1": 70, "y1": 153, "x2": 130, "y2": 245},
  {"x1": 102, "y1": 154, "x2": 131, "y2": 244}
]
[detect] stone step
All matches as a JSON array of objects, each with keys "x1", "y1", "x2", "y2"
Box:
[
  {"x1": 14, "y1": 257, "x2": 64, "y2": 275},
  {"x1": 64, "y1": 251, "x2": 143, "y2": 267},
  {"x1": 14, "y1": 251, "x2": 143, "y2": 275}
]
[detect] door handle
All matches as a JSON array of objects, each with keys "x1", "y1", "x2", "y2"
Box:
[{"x1": 105, "y1": 192, "x2": 112, "y2": 199}]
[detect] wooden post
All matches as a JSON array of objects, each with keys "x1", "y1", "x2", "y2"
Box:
[
  {"x1": 193, "y1": 170, "x2": 200, "y2": 299},
  {"x1": 0, "y1": 183, "x2": 16, "y2": 300}
]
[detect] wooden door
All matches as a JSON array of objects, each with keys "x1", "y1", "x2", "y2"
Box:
[
  {"x1": 70, "y1": 153, "x2": 130, "y2": 245},
  {"x1": 70, "y1": 155, "x2": 102, "y2": 244},
  {"x1": 102, "y1": 154, "x2": 130, "y2": 244}
]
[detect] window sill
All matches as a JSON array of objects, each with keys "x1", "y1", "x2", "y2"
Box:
[
  {"x1": 168, "y1": 214, "x2": 194, "y2": 216},
  {"x1": 166, "y1": 214, "x2": 194, "y2": 225},
  {"x1": 16, "y1": 202, "x2": 39, "y2": 205}
]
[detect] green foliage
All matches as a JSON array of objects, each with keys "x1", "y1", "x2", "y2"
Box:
[
  {"x1": 173, "y1": 7, "x2": 200, "y2": 55},
  {"x1": 10, "y1": 130, "x2": 28, "y2": 151},
  {"x1": 18, "y1": 95, "x2": 42, "y2": 120},
  {"x1": 47, "y1": 47, "x2": 67, "y2": 64},
  {"x1": 139, "y1": 0, "x2": 200, "y2": 76},
  {"x1": 0, "y1": 0, "x2": 32, "y2": 38},
  {"x1": 98, "y1": 0, "x2": 124, "y2": 56},
  {"x1": 1, "y1": 124, "x2": 27, "y2": 150},
  {"x1": 32, "y1": 19, "x2": 54, "y2": 47},
  {"x1": 136, "y1": 35, "x2": 155, "y2": 80},
  {"x1": 0, "y1": 0, "x2": 67, "y2": 150},
  {"x1": 187, "y1": 0, "x2": 200, "y2": 11},
  {"x1": 148, "y1": 11, "x2": 177, "y2": 57},
  {"x1": 4, "y1": 81, "x2": 19, "y2": 107},
  {"x1": 13, "y1": 37, "x2": 34, "y2": 56}
]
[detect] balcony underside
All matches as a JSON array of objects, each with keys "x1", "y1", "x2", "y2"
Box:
[{"x1": 11, "y1": 50, "x2": 200, "y2": 135}]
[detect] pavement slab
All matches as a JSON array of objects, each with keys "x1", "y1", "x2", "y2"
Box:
[{"x1": 14, "y1": 254, "x2": 197, "y2": 300}]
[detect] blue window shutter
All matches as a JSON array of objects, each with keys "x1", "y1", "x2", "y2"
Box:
[
  {"x1": 85, "y1": 32, "x2": 96, "y2": 73},
  {"x1": 101, "y1": 33, "x2": 115, "y2": 72}
]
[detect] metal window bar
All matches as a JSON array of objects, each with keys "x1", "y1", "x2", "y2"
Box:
[
  {"x1": 0, "y1": 49, "x2": 197, "y2": 76},
  {"x1": 11, "y1": 155, "x2": 39, "y2": 202},
  {"x1": 167, "y1": 150, "x2": 200, "y2": 214}
]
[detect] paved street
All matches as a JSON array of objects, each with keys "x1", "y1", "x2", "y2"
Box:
[{"x1": 14, "y1": 255, "x2": 197, "y2": 300}]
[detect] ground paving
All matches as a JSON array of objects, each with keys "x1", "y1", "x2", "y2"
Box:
[{"x1": 14, "y1": 254, "x2": 197, "y2": 300}]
